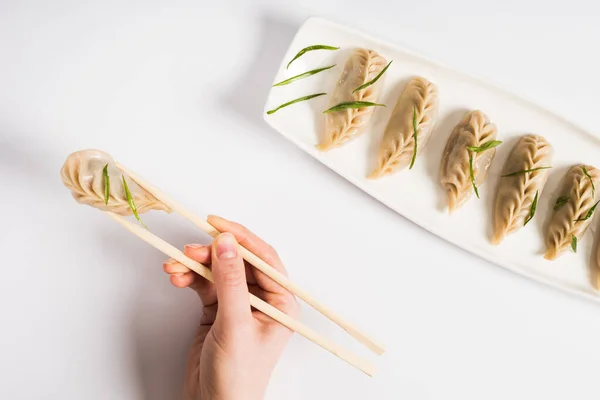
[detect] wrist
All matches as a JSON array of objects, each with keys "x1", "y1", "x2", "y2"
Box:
[{"x1": 198, "y1": 375, "x2": 268, "y2": 400}]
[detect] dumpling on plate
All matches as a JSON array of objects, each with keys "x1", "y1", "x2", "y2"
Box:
[
  {"x1": 544, "y1": 165, "x2": 600, "y2": 260},
  {"x1": 492, "y1": 134, "x2": 552, "y2": 244},
  {"x1": 369, "y1": 76, "x2": 439, "y2": 178},
  {"x1": 440, "y1": 110, "x2": 498, "y2": 213},
  {"x1": 592, "y1": 234, "x2": 600, "y2": 289},
  {"x1": 316, "y1": 48, "x2": 387, "y2": 151}
]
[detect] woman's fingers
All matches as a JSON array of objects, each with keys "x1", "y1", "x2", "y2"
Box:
[
  {"x1": 210, "y1": 233, "x2": 252, "y2": 330},
  {"x1": 170, "y1": 271, "x2": 197, "y2": 288},
  {"x1": 183, "y1": 243, "x2": 212, "y2": 265},
  {"x1": 163, "y1": 258, "x2": 190, "y2": 275},
  {"x1": 160, "y1": 244, "x2": 218, "y2": 307},
  {"x1": 182, "y1": 244, "x2": 218, "y2": 306},
  {"x1": 208, "y1": 215, "x2": 287, "y2": 274},
  {"x1": 162, "y1": 243, "x2": 211, "y2": 278},
  {"x1": 207, "y1": 215, "x2": 290, "y2": 294}
]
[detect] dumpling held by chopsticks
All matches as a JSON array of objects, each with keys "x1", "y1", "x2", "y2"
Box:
[{"x1": 60, "y1": 149, "x2": 171, "y2": 215}]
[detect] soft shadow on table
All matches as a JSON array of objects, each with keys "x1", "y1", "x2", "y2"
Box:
[
  {"x1": 0, "y1": 137, "x2": 209, "y2": 400},
  {"x1": 219, "y1": 14, "x2": 298, "y2": 137},
  {"x1": 103, "y1": 214, "x2": 206, "y2": 400}
]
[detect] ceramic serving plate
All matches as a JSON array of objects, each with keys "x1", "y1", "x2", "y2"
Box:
[{"x1": 263, "y1": 17, "x2": 600, "y2": 301}]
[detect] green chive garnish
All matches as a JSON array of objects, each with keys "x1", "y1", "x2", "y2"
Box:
[
  {"x1": 501, "y1": 166, "x2": 552, "y2": 177},
  {"x1": 409, "y1": 106, "x2": 418, "y2": 170},
  {"x1": 582, "y1": 166, "x2": 595, "y2": 196},
  {"x1": 469, "y1": 153, "x2": 479, "y2": 198},
  {"x1": 266, "y1": 93, "x2": 327, "y2": 115},
  {"x1": 554, "y1": 196, "x2": 570, "y2": 211},
  {"x1": 575, "y1": 200, "x2": 600, "y2": 221},
  {"x1": 352, "y1": 60, "x2": 393, "y2": 93},
  {"x1": 571, "y1": 235, "x2": 577, "y2": 252},
  {"x1": 524, "y1": 190, "x2": 539, "y2": 226},
  {"x1": 103, "y1": 164, "x2": 110, "y2": 205},
  {"x1": 122, "y1": 175, "x2": 147, "y2": 229},
  {"x1": 322, "y1": 101, "x2": 385, "y2": 114},
  {"x1": 273, "y1": 65, "x2": 336, "y2": 87},
  {"x1": 286, "y1": 45, "x2": 340, "y2": 69},
  {"x1": 466, "y1": 140, "x2": 503, "y2": 153},
  {"x1": 466, "y1": 140, "x2": 500, "y2": 198}
]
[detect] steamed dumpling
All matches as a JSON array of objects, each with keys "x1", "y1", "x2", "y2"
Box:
[
  {"x1": 593, "y1": 234, "x2": 600, "y2": 290},
  {"x1": 440, "y1": 110, "x2": 498, "y2": 213},
  {"x1": 317, "y1": 48, "x2": 387, "y2": 151},
  {"x1": 544, "y1": 165, "x2": 600, "y2": 260},
  {"x1": 369, "y1": 76, "x2": 439, "y2": 178},
  {"x1": 61, "y1": 149, "x2": 171, "y2": 215},
  {"x1": 492, "y1": 135, "x2": 553, "y2": 244}
]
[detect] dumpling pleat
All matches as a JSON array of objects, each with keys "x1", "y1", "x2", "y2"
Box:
[
  {"x1": 317, "y1": 48, "x2": 387, "y2": 151},
  {"x1": 60, "y1": 149, "x2": 170, "y2": 215},
  {"x1": 544, "y1": 165, "x2": 600, "y2": 260},
  {"x1": 440, "y1": 110, "x2": 498, "y2": 213},
  {"x1": 369, "y1": 76, "x2": 439, "y2": 178},
  {"x1": 492, "y1": 135, "x2": 552, "y2": 244}
]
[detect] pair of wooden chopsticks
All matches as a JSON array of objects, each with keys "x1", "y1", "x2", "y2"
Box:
[{"x1": 110, "y1": 163, "x2": 383, "y2": 376}]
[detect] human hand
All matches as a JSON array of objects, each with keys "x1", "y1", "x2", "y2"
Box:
[{"x1": 162, "y1": 216, "x2": 300, "y2": 400}]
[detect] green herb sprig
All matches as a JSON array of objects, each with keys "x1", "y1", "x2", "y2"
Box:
[
  {"x1": 571, "y1": 235, "x2": 577, "y2": 252},
  {"x1": 501, "y1": 166, "x2": 552, "y2": 177},
  {"x1": 574, "y1": 200, "x2": 600, "y2": 222},
  {"x1": 352, "y1": 60, "x2": 393, "y2": 93},
  {"x1": 266, "y1": 93, "x2": 327, "y2": 115},
  {"x1": 469, "y1": 154, "x2": 479, "y2": 198},
  {"x1": 273, "y1": 65, "x2": 336, "y2": 87},
  {"x1": 524, "y1": 190, "x2": 539, "y2": 226},
  {"x1": 409, "y1": 106, "x2": 418, "y2": 170},
  {"x1": 466, "y1": 140, "x2": 502, "y2": 153},
  {"x1": 122, "y1": 175, "x2": 147, "y2": 229},
  {"x1": 582, "y1": 166, "x2": 595, "y2": 196},
  {"x1": 467, "y1": 140, "x2": 501, "y2": 198},
  {"x1": 322, "y1": 101, "x2": 385, "y2": 114},
  {"x1": 286, "y1": 45, "x2": 339, "y2": 69},
  {"x1": 554, "y1": 196, "x2": 569, "y2": 210},
  {"x1": 103, "y1": 164, "x2": 110, "y2": 205}
]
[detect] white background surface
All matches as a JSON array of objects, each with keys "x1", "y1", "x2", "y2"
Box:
[{"x1": 2, "y1": 1, "x2": 600, "y2": 399}]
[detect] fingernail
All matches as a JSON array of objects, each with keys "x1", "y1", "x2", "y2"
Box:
[
  {"x1": 185, "y1": 244, "x2": 204, "y2": 250},
  {"x1": 216, "y1": 233, "x2": 237, "y2": 260},
  {"x1": 164, "y1": 258, "x2": 178, "y2": 266}
]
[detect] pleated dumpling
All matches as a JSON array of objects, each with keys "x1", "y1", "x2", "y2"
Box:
[
  {"x1": 544, "y1": 165, "x2": 600, "y2": 260},
  {"x1": 593, "y1": 235, "x2": 600, "y2": 290},
  {"x1": 61, "y1": 149, "x2": 171, "y2": 215},
  {"x1": 440, "y1": 110, "x2": 498, "y2": 213},
  {"x1": 492, "y1": 135, "x2": 553, "y2": 244},
  {"x1": 369, "y1": 76, "x2": 439, "y2": 178},
  {"x1": 317, "y1": 48, "x2": 387, "y2": 151}
]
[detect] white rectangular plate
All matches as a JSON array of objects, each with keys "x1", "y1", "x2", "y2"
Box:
[{"x1": 263, "y1": 17, "x2": 600, "y2": 302}]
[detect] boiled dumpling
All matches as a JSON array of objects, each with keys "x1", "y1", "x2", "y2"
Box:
[
  {"x1": 593, "y1": 234, "x2": 600, "y2": 289},
  {"x1": 61, "y1": 149, "x2": 171, "y2": 215},
  {"x1": 440, "y1": 110, "x2": 498, "y2": 213},
  {"x1": 317, "y1": 48, "x2": 387, "y2": 151},
  {"x1": 369, "y1": 76, "x2": 439, "y2": 178},
  {"x1": 492, "y1": 135, "x2": 552, "y2": 244},
  {"x1": 544, "y1": 165, "x2": 600, "y2": 260}
]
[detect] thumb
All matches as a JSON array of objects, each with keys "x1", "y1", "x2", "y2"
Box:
[{"x1": 211, "y1": 232, "x2": 251, "y2": 327}]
